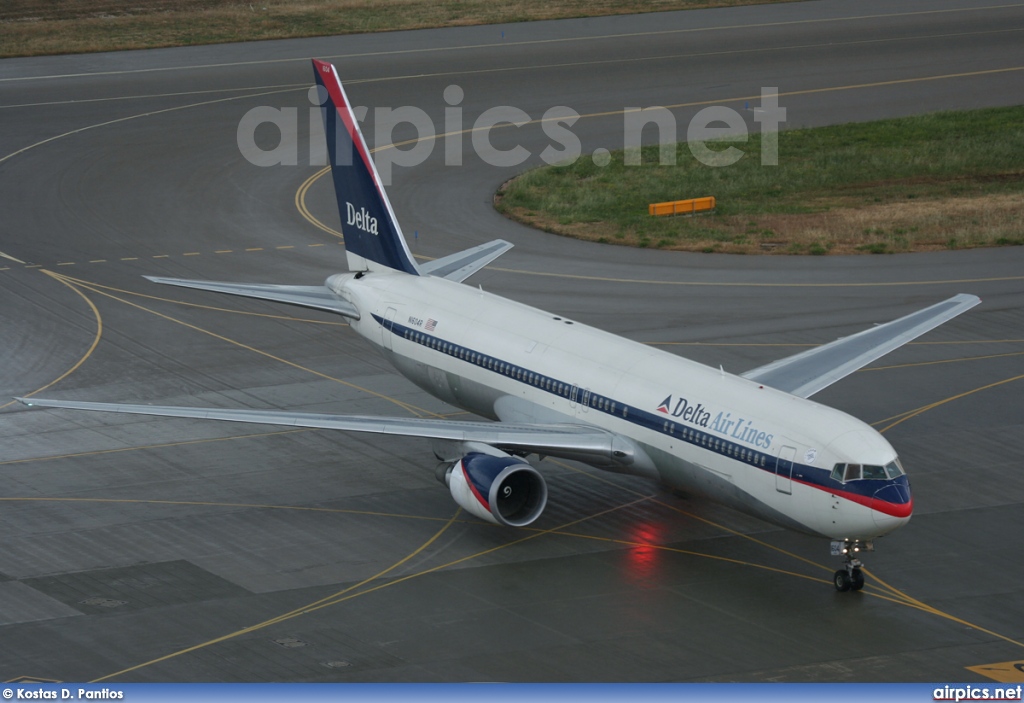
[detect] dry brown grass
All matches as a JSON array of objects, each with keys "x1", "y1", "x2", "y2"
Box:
[
  {"x1": 500, "y1": 192, "x2": 1024, "y2": 254},
  {"x1": 0, "y1": 0, "x2": 795, "y2": 58}
]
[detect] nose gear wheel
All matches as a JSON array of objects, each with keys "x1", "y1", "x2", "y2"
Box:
[{"x1": 831, "y1": 539, "x2": 872, "y2": 592}]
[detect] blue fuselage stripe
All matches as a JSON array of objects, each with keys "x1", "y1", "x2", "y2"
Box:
[{"x1": 372, "y1": 314, "x2": 910, "y2": 505}]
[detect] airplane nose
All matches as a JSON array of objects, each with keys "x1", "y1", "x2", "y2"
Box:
[{"x1": 871, "y1": 481, "x2": 913, "y2": 531}]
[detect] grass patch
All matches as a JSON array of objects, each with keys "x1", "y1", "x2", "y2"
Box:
[
  {"x1": 496, "y1": 106, "x2": 1024, "y2": 254},
  {"x1": 0, "y1": 0, "x2": 796, "y2": 58}
]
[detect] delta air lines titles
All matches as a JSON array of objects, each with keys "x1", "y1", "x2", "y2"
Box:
[{"x1": 657, "y1": 396, "x2": 774, "y2": 449}]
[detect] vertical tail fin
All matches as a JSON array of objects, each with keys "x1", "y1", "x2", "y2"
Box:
[{"x1": 312, "y1": 59, "x2": 420, "y2": 276}]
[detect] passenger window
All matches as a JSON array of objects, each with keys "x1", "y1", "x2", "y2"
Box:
[{"x1": 844, "y1": 464, "x2": 862, "y2": 481}]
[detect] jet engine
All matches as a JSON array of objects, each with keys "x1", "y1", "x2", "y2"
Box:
[{"x1": 437, "y1": 451, "x2": 548, "y2": 527}]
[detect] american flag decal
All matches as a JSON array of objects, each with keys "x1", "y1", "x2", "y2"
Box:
[{"x1": 425, "y1": 318, "x2": 437, "y2": 331}]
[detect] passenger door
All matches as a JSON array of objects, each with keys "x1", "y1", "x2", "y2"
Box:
[{"x1": 776, "y1": 445, "x2": 796, "y2": 494}]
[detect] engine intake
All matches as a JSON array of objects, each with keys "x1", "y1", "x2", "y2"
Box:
[{"x1": 442, "y1": 452, "x2": 548, "y2": 527}]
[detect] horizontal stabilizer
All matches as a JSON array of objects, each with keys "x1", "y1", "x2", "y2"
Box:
[
  {"x1": 419, "y1": 239, "x2": 513, "y2": 283},
  {"x1": 145, "y1": 276, "x2": 360, "y2": 319},
  {"x1": 742, "y1": 293, "x2": 981, "y2": 398},
  {"x1": 16, "y1": 397, "x2": 630, "y2": 468}
]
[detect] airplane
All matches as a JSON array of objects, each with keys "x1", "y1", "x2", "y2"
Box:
[{"x1": 18, "y1": 59, "x2": 981, "y2": 593}]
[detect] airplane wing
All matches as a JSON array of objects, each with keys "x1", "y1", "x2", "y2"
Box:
[
  {"x1": 14, "y1": 397, "x2": 634, "y2": 467},
  {"x1": 418, "y1": 239, "x2": 513, "y2": 282},
  {"x1": 144, "y1": 277, "x2": 360, "y2": 319},
  {"x1": 741, "y1": 293, "x2": 981, "y2": 398}
]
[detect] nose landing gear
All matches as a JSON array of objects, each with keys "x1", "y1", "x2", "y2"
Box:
[{"x1": 831, "y1": 539, "x2": 873, "y2": 592}]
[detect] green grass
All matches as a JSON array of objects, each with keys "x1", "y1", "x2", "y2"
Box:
[{"x1": 496, "y1": 106, "x2": 1024, "y2": 254}]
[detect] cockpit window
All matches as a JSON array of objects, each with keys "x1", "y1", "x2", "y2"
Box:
[
  {"x1": 884, "y1": 459, "x2": 905, "y2": 478},
  {"x1": 862, "y1": 465, "x2": 887, "y2": 480},
  {"x1": 831, "y1": 459, "x2": 904, "y2": 483}
]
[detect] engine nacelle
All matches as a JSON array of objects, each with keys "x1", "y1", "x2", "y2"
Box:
[{"x1": 441, "y1": 452, "x2": 548, "y2": 527}]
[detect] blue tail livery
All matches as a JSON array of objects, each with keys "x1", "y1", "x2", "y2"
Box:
[{"x1": 312, "y1": 59, "x2": 420, "y2": 276}]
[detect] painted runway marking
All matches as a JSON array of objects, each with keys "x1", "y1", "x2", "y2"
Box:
[
  {"x1": 2, "y1": 3, "x2": 1020, "y2": 83},
  {"x1": 0, "y1": 243, "x2": 344, "y2": 274},
  {"x1": 0, "y1": 270, "x2": 104, "y2": 412},
  {"x1": 7, "y1": 29, "x2": 1021, "y2": 110},
  {"x1": 0, "y1": 83, "x2": 307, "y2": 110},
  {"x1": 967, "y1": 660, "x2": 1024, "y2": 683}
]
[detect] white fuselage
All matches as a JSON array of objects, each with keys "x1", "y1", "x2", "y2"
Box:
[{"x1": 329, "y1": 270, "x2": 912, "y2": 540}]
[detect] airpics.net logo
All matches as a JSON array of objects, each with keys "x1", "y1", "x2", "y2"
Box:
[
  {"x1": 236, "y1": 84, "x2": 786, "y2": 185},
  {"x1": 933, "y1": 685, "x2": 1024, "y2": 702}
]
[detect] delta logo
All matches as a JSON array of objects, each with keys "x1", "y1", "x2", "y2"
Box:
[
  {"x1": 656, "y1": 395, "x2": 711, "y2": 427},
  {"x1": 346, "y1": 202, "x2": 379, "y2": 235}
]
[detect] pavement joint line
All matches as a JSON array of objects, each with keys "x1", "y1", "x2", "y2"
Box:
[
  {"x1": 43, "y1": 271, "x2": 349, "y2": 326},
  {"x1": 0, "y1": 82, "x2": 309, "y2": 110},
  {"x1": 14, "y1": 263, "x2": 1022, "y2": 672},
  {"x1": 256, "y1": 26, "x2": 1024, "y2": 104},
  {"x1": 0, "y1": 87, "x2": 305, "y2": 168},
  {"x1": 7, "y1": 244, "x2": 1024, "y2": 291},
  {"x1": 294, "y1": 65, "x2": 1024, "y2": 278},
  {"x1": 3, "y1": 13, "x2": 1019, "y2": 682},
  {"x1": 49, "y1": 272, "x2": 439, "y2": 417},
  {"x1": 92, "y1": 495, "x2": 653, "y2": 682},
  {"x1": 3, "y1": 3, "x2": 1021, "y2": 83},
  {"x1": 1, "y1": 270, "x2": 104, "y2": 412}
]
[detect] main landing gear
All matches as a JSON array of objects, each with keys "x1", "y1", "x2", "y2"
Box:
[{"x1": 831, "y1": 539, "x2": 873, "y2": 592}]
